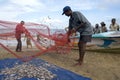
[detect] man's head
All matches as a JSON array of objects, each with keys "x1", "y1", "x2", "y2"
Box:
[
  {"x1": 100, "y1": 22, "x2": 106, "y2": 26},
  {"x1": 62, "y1": 6, "x2": 72, "y2": 16},
  {"x1": 111, "y1": 18, "x2": 116, "y2": 24},
  {"x1": 20, "y1": 21, "x2": 25, "y2": 25},
  {"x1": 95, "y1": 24, "x2": 99, "y2": 28}
]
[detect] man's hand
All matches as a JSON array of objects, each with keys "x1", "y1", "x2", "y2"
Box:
[
  {"x1": 67, "y1": 28, "x2": 76, "y2": 37},
  {"x1": 71, "y1": 28, "x2": 76, "y2": 34},
  {"x1": 67, "y1": 28, "x2": 76, "y2": 43},
  {"x1": 67, "y1": 31, "x2": 71, "y2": 42}
]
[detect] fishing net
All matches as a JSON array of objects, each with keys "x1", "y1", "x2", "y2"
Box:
[{"x1": 0, "y1": 20, "x2": 74, "y2": 61}]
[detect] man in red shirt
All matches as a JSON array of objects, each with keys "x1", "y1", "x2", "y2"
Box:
[{"x1": 15, "y1": 21, "x2": 26, "y2": 52}]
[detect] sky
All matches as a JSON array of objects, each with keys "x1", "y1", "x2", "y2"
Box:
[{"x1": 0, "y1": 0, "x2": 120, "y2": 29}]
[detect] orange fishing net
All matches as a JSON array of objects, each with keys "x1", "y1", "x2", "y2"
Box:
[{"x1": 0, "y1": 20, "x2": 73, "y2": 61}]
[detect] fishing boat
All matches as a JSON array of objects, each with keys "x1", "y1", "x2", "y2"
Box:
[{"x1": 70, "y1": 31, "x2": 120, "y2": 48}]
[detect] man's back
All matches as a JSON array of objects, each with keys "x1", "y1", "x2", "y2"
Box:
[{"x1": 69, "y1": 11, "x2": 93, "y2": 35}]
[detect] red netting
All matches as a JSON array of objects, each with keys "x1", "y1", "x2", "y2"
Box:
[{"x1": 0, "y1": 20, "x2": 73, "y2": 61}]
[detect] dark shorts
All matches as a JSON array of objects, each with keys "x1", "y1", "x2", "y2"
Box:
[{"x1": 79, "y1": 35, "x2": 92, "y2": 42}]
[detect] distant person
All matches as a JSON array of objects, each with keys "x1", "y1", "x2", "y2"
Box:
[
  {"x1": 93, "y1": 24, "x2": 100, "y2": 34},
  {"x1": 62, "y1": 6, "x2": 93, "y2": 65},
  {"x1": 15, "y1": 21, "x2": 26, "y2": 52},
  {"x1": 37, "y1": 34, "x2": 40, "y2": 43},
  {"x1": 100, "y1": 22, "x2": 107, "y2": 33},
  {"x1": 24, "y1": 34, "x2": 32, "y2": 48},
  {"x1": 109, "y1": 18, "x2": 119, "y2": 31}
]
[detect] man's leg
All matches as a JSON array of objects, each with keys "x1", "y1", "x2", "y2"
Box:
[
  {"x1": 78, "y1": 41, "x2": 86, "y2": 64},
  {"x1": 75, "y1": 35, "x2": 91, "y2": 65},
  {"x1": 19, "y1": 39, "x2": 22, "y2": 51},
  {"x1": 30, "y1": 43, "x2": 32, "y2": 48},
  {"x1": 16, "y1": 38, "x2": 22, "y2": 52},
  {"x1": 16, "y1": 39, "x2": 19, "y2": 52}
]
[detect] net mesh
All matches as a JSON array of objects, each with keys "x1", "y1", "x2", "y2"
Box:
[{"x1": 0, "y1": 20, "x2": 73, "y2": 61}]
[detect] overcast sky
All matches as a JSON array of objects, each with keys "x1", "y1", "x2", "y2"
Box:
[{"x1": 0, "y1": 0, "x2": 120, "y2": 29}]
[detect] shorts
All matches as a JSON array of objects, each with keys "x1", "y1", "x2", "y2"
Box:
[{"x1": 79, "y1": 35, "x2": 92, "y2": 42}]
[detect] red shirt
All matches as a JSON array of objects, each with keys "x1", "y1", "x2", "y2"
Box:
[{"x1": 15, "y1": 24, "x2": 25, "y2": 39}]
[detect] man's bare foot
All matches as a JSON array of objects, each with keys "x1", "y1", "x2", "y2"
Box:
[{"x1": 73, "y1": 62, "x2": 82, "y2": 66}]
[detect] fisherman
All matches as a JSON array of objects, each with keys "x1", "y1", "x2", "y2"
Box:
[
  {"x1": 62, "y1": 6, "x2": 93, "y2": 65},
  {"x1": 100, "y1": 22, "x2": 107, "y2": 33},
  {"x1": 93, "y1": 24, "x2": 100, "y2": 34},
  {"x1": 109, "y1": 18, "x2": 119, "y2": 31}
]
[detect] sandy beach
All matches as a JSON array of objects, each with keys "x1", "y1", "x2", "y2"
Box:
[{"x1": 0, "y1": 46, "x2": 120, "y2": 80}]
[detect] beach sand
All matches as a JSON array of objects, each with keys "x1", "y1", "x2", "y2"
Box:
[{"x1": 0, "y1": 46, "x2": 120, "y2": 80}]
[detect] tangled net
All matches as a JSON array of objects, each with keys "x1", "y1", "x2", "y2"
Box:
[{"x1": 0, "y1": 20, "x2": 74, "y2": 61}]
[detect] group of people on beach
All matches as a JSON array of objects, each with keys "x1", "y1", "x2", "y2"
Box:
[
  {"x1": 93, "y1": 18, "x2": 119, "y2": 34},
  {"x1": 15, "y1": 6, "x2": 119, "y2": 66}
]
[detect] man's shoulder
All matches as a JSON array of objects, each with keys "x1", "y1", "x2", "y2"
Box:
[
  {"x1": 72, "y1": 11, "x2": 83, "y2": 17},
  {"x1": 116, "y1": 23, "x2": 119, "y2": 26},
  {"x1": 16, "y1": 23, "x2": 20, "y2": 26},
  {"x1": 73, "y1": 11, "x2": 81, "y2": 14}
]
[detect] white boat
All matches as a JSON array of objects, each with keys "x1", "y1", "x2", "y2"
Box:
[{"x1": 70, "y1": 31, "x2": 120, "y2": 48}]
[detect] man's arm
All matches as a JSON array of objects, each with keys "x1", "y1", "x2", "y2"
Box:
[
  {"x1": 70, "y1": 22, "x2": 86, "y2": 33},
  {"x1": 74, "y1": 22, "x2": 86, "y2": 31}
]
